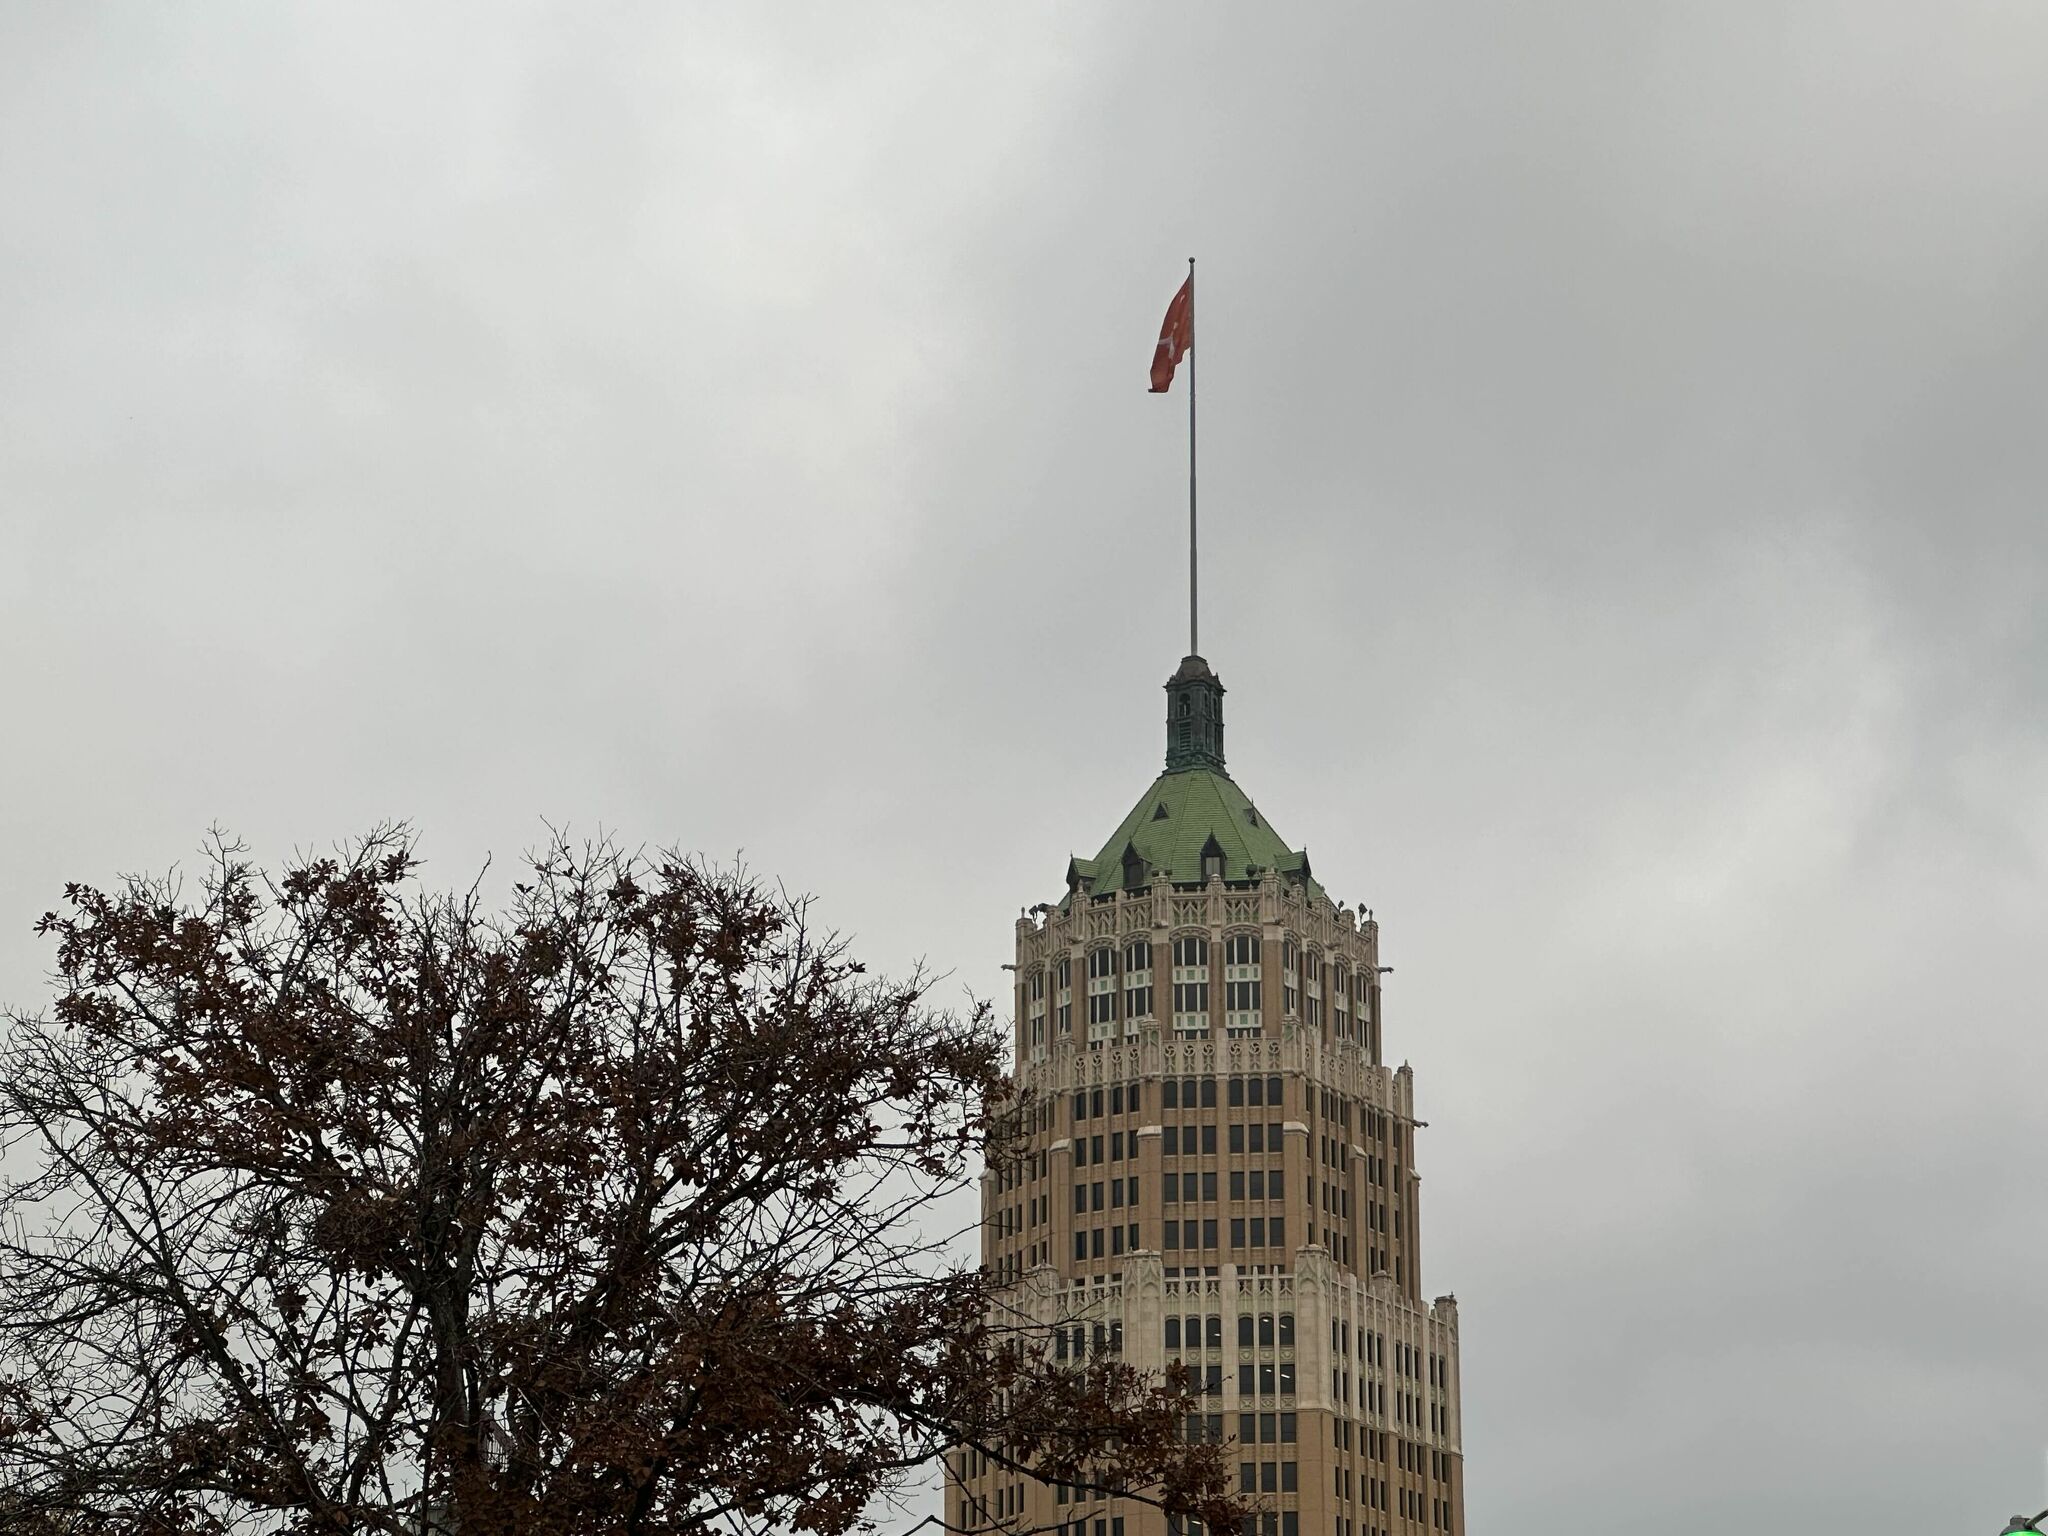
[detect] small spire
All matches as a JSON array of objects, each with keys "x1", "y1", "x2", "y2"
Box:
[{"x1": 1164, "y1": 654, "x2": 1226, "y2": 772}]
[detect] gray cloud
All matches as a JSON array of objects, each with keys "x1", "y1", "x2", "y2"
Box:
[{"x1": 4, "y1": 4, "x2": 2045, "y2": 1530}]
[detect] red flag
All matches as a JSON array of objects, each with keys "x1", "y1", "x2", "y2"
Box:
[{"x1": 1148, "y1": 273, "x2": 1193, "y2": 392}]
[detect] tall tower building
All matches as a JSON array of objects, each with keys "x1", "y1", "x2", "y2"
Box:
[{"x1": 953, "y1": 655, "x2": 1466, "y2": 1536}]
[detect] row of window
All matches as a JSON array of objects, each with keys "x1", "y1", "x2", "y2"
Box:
[
  {"x1": 1055, "y1": 1073, "x2": 1402, "y2": 1143},
  {"x1": 1163, "y1": 1216, "x2": 1287, "y2": 1250},
  {"x1": 1075, "y1": 1178, "x2": 1139, "y2": 1212},
  {"x1": 1163, "y1": 1166, "x2": 1285, "y2": 1203},
  {"x1": 1159, "y1": 1073, "x2": 1284, "y2": 1110},
  {"x1": 1332, "y1": 1420, "x2": 1389, "y2": 1456},
  {"x1": 1163, "y1": 1313, "x2": 1299, "y2": 1353},
  {"x1": 1165, "y1": 1075, "x2": 1221, "y2": 1109},
  {"x1": 1072, "y1": 1133, "x2": 1133, "y2": 1168},
  {"x1": 1052, "y1": 1320, "x2": 1123, "y2": 1359},
  {"x1": 1231, "y1": 1361, "x2": 1298, "y2": 1396},
  {"x1": 1072, "y1": 1081, "x2": 1143, "y2": 1121},
  {"x1": 985, "y1": 1142, "x2": 1047, "y2": 1194},
  {"x1": 1240, "y1": 1461, "x2": 1299, "y2": 1494},
  {"x1": 1030, "y1": 935, "x2": 1381, "y2": 1045},
  {"x1": 1073, "y1": 1223, "x2": 1142, "y2": 1260},
  {"x1": 1162, "y1": 1121, "x2": 1285, "y2": 1157}
]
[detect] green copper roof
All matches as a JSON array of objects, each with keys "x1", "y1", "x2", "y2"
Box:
[
  {"x1": 1067, "y1": 764, "x2": 1321, "y2": 904},
  {"x1": 1061, "y1": 655, "x2": 1322, "y2": 908}
]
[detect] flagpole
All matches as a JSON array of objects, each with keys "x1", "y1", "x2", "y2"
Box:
[{"x1": 1187, "y1": 256, "x2": 1197, "y2": 657}]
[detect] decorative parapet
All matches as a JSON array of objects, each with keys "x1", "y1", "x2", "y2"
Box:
[{"x1": 1014, "y1": 874, "x2": 1374, "y2": 973}]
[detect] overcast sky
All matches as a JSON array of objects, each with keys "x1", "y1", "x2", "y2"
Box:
[{"x1": 5, "y1": 4, "x2": 2047, "y2": 1531}]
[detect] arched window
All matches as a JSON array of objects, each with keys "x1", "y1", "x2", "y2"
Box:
[
  {"x1": 1086, "y1": 946, "x2": 1118, "y2": 1043},
  {"x1": 1171, "y1": 934, "x2": 1209, "y2": 1035},
  {"x1": 1224, "y1": 933, "x2": 1261, "y2": 1035},
  {"x1": 1123, "y1": 940, "x2": 1153, "y2": 1028}
]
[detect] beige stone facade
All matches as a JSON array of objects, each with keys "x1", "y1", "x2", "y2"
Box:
[{"x1": 947, "y1": 670, "x2": 1466, "y2": 1536}]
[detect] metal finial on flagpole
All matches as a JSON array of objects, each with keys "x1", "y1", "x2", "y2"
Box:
[{"x1": 1188, "y1": 256, "x2": 1197, "y2": 658}]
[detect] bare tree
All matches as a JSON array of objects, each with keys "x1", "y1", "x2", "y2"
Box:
[{"x1": 0, "y1": 828, "x2": 1241, "y2": 1536}]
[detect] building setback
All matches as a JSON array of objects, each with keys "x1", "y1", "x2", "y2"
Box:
[{"x1": 949, "y1": 654, "x2": 1466, "y2": 1536}]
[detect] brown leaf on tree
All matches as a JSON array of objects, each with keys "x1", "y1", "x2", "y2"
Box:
[{"x1": 0, "y1": 826, "x2": 1250, "y2": 1536}]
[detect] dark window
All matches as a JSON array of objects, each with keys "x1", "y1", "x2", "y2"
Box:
[
  {"x1": 1229, "y1": 1076, "x2": 1245, "y2": 1107},
  {"x1": 1202, "y1": 1218, "x2": 1217, "y2": 1248},
  {"x1": 1111, "y1": 1085, "x2": 1124, "y2": 1115},
  {"x1": 1163, "y1": 1080, "x2": 1179, "y2": 1109},
  {"x1": 1278, "y1": 1313, "x2": 1295, "y2": 1346},
  {"x1": 1247, "y1": 1076, "x2": 1263, "y2": 1107},
  {"x1": 1201, "y1": 1124, "x2": 1217, "y2": 1154},
  {"x1": 1229, "y1": 1218, "x2": 1245, "y2": 1247},
  {"x1": 1165, "y1": 1317, "x2": 1182, "y2": 1349},
  {"x1": 1200, "y1": 1078, "x2": 1218, "y2": 1108},
  {"x1": 1229, "y1": 1170, "x2": 1245, "y2": 1201},
  {"x1": 1206, "y1": 1314, "x2": 1222, "y2": 1349},
  {"x1": 1237, "y1": 1314, "x2": 1253, "y2": 1347},
  {"x1": 1202, "y1": 1171, "x2": 1218, "y2": 1201},
  {"x1": 1090, "y1": 1089, "x2": 1103, "y2": 1118},
  {"x1": 1229, "y1": 1124, "x2": 1245, "y2": 1154}
]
